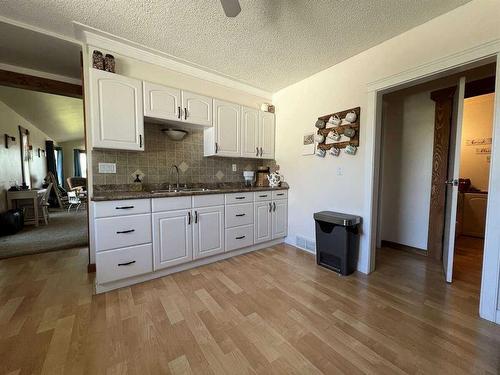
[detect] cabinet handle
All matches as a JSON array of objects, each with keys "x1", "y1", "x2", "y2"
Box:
[
  {"x1": 277, "y1": 193, "x2": 284, "y2": 196},
  {"x1": 139, "y1": 134, "x2": 143, "y2": 148},
  {"x1": 116, "y1": 229, "x2": 135, "y2": 234},
  {"x1": 178, "y1": 106, "x2": 181, "y2": 119},
  {"x1": 273, "y1": 202, "x2": 276, "y2": 212},
  {"x1": 118, "y1": 260, "x2": 136, "y2": 266},
  {"x1": 269, "y1": 202, "x2": 272, "y2": 212},
  {"x1": 259, "y1": 194, "x2": 268, "y2": 198},
  {"x1": 215, "y1": 142, "x2": 219, "y2": 153},
  {"x1": 188, "y1": 211, "x2": 191, "y2": 225},
  {"x1": 235, "y1": 196, "x2": 245, "y2": 200},
  {"x1": 260, "y1": 147, "x2": 263, "y2": 157},
  {"x1": 235, "y1": 213, "x2": 246, "y2": 217},
  {"x1": 184, "y1": 107, "x2": 187, "y2": 120},
  {"x1": 194, "y1": 211, "x2": 198, "y2": 223},
  {"x1": 256, "y1": 147, "x2": 259, "y2": 157},
  {"x1": 115, "y1": 206, "x2": 134, "y2": 210},
  {"x1": 235, "y1": 235, "x2": 246, "y2": 240}
]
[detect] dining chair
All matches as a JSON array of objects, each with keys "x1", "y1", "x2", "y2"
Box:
[
  {"x1": 67, "y1": 191, "x2": 83, "y2": 212},
  {"x1": 39, "y1": 183, "x2": 53, "y2": 225}
]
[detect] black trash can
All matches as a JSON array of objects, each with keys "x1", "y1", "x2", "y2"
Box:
[
  {"x1": 313, "y1": 211, "x2": 361, "y2": 276},
  {"x1": 0, "y1": 209, "x2": 25, "y2": 236}
]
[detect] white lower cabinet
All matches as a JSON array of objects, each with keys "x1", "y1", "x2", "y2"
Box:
[
  {"x1": 254, "y1": 201, "x2": 272, "y2": 244},
  {"x1": 272, "y1": 199, "x2": 288, "y2": 239},
  {"x1": 193, "y1": 205, "x2": 225, "y2": 259},
  {"x1": 153, "y1": 209, "x2": 193, "y2": 270}
]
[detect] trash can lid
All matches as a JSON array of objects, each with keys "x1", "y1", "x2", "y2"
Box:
[{"x1": 313, "y1": 211, "x2": 361, "y2": 226}]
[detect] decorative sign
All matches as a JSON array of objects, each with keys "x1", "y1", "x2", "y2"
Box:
[
  {"x1": 302, "y1": 133, "x2": 315, "y2": 155},
  {"x1": 466, "y1": 137, "x2": 492, "y2": 146},
  {"x1": 475, "y1": 147, "x2": 491, "y2": 154}
]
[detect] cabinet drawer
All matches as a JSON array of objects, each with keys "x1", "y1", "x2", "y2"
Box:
[
  {"x1": 225, "y1": 192, "x2": 253, "y2": 204},
  {"x1": 225, "y1": 225, "x2": 254, "y2": 252},
  {"x1": 272, "y1": 190, "x2": 288, "y2": 200},
  {"x1": 96, "y1": 243, "x2": 153, "y2": 284},
  {"x1": 254, "y1": 191, "x2": 272, "y2": 202},
  {"x1": 152, "y1": 196, "x2": 191, "y2": 212},
  {"x1": 225, "y1": 203, "x2": 254, "y2": 228},
  {"x1": 94, "y1": 199, "x2": 151, "y2": 218},
  {"x1": 95, "y1": 214, "x2": 152, "y2": 252},
  {"x1": 193, "y1": 194, "x2": 224, "y2": 208}
]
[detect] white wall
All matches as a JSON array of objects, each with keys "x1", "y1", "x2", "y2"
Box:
[
  {"x1": 272, "y1": 0, "x2": 500, "y2": 272},
  {"x1": 460, "y1": 93, "x2": 495, "y2": 191},
  {"x1": 0, "y1": 100, "x2": 53, "y2": 213},
  {"x1": 379, "y1": 92, "x2": 434, "y2": 250}
]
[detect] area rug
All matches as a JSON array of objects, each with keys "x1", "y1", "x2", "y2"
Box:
[{"x1": 0, "y1": 209, "x2": 88, "y2": 259}]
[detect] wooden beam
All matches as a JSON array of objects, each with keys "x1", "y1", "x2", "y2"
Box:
[
  {"x1": 0, "y1": 69, "x2": 82, "y2": 98},
  {"x1": 464, "y1": 76, "x2": 496, "y2": 98}
]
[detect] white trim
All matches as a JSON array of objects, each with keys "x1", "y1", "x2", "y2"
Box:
[
  {"x1": 367, "y1": 39, "x2": 500, "y2": 92},
  {"x1": 480, "y1": 55, "x2": 500, "y2": 322},
  {"x1": 496, "y1": 309, "x2": 500, "y2": 324},
  {"x1": 72, "y1": 22, "x2": 273, "y2": 100},
  {"x1": 0, "y1": 62, "x2": 82, "y2": 85},
  {"x1": 95, "y1": 238, "x2": 284, "y2": 293},
  {"x1": 364, "y1": 43, "x2": 500, "y2": 323}
]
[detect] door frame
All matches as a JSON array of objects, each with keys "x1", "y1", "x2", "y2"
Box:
[{"x1": 364, "y1": 40, "x2": 500, "y2": 323}]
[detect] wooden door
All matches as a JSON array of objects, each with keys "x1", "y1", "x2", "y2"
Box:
[
  {"x1": 259, "y1": 111, "x2": 275, "y2": 159},
  {"x1": 443, "y1": 77, "x2": 466, "y2": 282},
  {"x1": 90, "y1": 69, "x2": 144, "y2": 151},
  {"x1": 143, "y1": 81, "x2": 181, "y2": 121},
  {"x1": 427, "y1": 86, "x2": 456, "y2": 259},
  {"x1": 193, "y1": 206, "x2": 225, "y2": 259},
  {"x1": 182, "y1": 91, "x2": 212, "y2": 126},
  {"x1": 214, "y1": 99, "x2": 241, "y2": 156},
  {"x1": 254, "y1": 201, "x2": 272, "y2": 244},
  {"x1": 241, "y1": 106, "x2": 259, "y2": 158},
  {"x1": 272, "y1": 199, "x2": 288, "y2": 239},
  {"x1": 153, "y1": 210, "x2": 193, "y2": 270}
]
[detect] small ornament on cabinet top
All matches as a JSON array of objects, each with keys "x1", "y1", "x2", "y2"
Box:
[
  {"x1": 104, "y1": 54, "x2": 116, "y2": 73},
  {"x1": 92, "y1": 50, "x2": 105, "y2": 70}
]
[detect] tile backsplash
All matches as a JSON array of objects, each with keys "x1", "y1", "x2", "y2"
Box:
[{"x1": 92, "y1": 123, "x2": 273, "y2": 186}]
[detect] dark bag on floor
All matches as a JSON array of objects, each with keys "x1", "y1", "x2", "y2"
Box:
[{"x1": 0, "y1": 209, "x2": 25, "y2": 236}]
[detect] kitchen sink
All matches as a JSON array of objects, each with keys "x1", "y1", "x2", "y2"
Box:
[{"x1": 150, "y1": 187, "x2": 220, "y2": 194}]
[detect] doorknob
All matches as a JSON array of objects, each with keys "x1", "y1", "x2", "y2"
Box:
[{"x1": 445, "y1": 179, "x2": 459, "y2": 186}]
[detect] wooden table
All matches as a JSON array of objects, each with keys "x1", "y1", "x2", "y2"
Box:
[{"x1": 7, "y1": 189, "x2": 46, "y2": 227}]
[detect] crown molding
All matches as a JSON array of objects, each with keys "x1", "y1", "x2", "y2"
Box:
[
  {"x1": 367, "y1": 38, "x2": 500, "y2": 93},
  {"x1": 73, "y1": 22, "x2": 273, "y2": 100}
]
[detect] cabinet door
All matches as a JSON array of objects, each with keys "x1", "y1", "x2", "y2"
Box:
[
  {"x1": 254, "y1": 201, "x2": 272, "y2": 244},
  {"x1": 241, "y1": 107, "x2": 259, "y2": 158},
  {"x1": 214, "y1": 99, "x2": 241, "y2": 157},
  {"x1": 143, "y1": 81, "x2": 181, "y2": 121},
  {"x1": 259, "y1": 111, "x2": 275, "y2": 159},
  {"x1": 193, "y1": 206, "x2": 224, "y2": 259},
  {"x1": 182, "y1": 91, "x2": 212, "y2": 126},
  {"x1": 153, "y1": 210, "x2": 192, "y2": 270},
  {"x1": 90, "y1": 69, "x2": 144, "y2": 151},
  {"x1": 272, "y1": 199, "x2": 288, "y2": 239}
]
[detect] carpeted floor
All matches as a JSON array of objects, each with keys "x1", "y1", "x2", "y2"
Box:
[{"x1": 0, "y1": 209, "x2": 88, "y2": 259}]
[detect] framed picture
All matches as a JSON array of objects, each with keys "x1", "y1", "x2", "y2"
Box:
[{"x1": 302, "y1": 132, "x2": 315, "y2": 155}]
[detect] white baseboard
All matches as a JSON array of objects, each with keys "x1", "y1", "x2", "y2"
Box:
[
  {"x1": 495, "y1": 309, "x2": 500, "y2": 324},
  {"x1": 95, "y1": 238, "x2": 284, "y2": 294}
]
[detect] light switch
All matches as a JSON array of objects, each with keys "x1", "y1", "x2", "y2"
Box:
[
  {"x1": 98, "y1": 162, "x2": 116, "y2": 174},
  {"x1": 336, "y1": 167, "x2": 343, "y2": 176}
]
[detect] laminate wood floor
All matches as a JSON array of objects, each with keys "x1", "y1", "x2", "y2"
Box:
[{"x1": 0, "y1": 244, "x2": 499, "y2": 374}]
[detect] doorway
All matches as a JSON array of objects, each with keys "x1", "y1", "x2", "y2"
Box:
[{"x1": 376, "y1": 64, "x2": 496, "y2": 307}]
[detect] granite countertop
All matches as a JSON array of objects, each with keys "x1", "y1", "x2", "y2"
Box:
[{"x1": 91, "y1": 182, "x2": 289, "y2": 201}]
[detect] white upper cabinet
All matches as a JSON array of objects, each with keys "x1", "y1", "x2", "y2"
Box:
[
  {"x1": 214, "y1": 99, "x2": 241, "y2": 157},
  {"x1": 241, "y1": 107, "x2": 259, "y2": 158},
  {"x1": 182, "y1": 91, "x2": 212, "y2": 127},
  {"x1": 143, "y1": 81, "x2": 181, "y2": 121},
  {"x1": 259, "y1": 111, "x2": 275, "y2": 159},
  {"x1": 90, "y1": 69, "x2": 144, "y2": 151}
]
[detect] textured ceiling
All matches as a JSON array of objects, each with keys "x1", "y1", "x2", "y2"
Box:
[
  {"x1": 0, "y1": 86, "x2": 84, "y2": 142},
  {"x1": 0, "y1": 21, "x2": 82, "y2": 79},
  {"x1": 0, "y1": 0, "x2": 471, "y2": 92}
]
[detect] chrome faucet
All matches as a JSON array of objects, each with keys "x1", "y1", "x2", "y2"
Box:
[{"x1": 168, "y1": 165, "x2": 180, "y2": 190}]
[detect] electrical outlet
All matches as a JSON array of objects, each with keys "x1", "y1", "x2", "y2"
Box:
[
  {"x1": 232, "y1": 164, "x2": 237, "y2": 172},
  {"x1": 336, "y1": 167, "x2": 343, "y2": 176},
  {"x1": 98, "y1": 162, "x2": 116, "y2": 174}
]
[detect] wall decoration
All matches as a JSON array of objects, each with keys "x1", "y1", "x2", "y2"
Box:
[
  {"x1": 302, "y1": 132, "x2": 315, "y2": 155},
  {"x1": 345, "y1": 145, "x2": 357, "y2": 155},
  {"x1": 315, "y1": 149, "x2": 326, "y2": 157},
  {"x1": 316, "y1": 106, "x2": 360, "y2": 152},
  {"x1": 475, "y1": 147, "x2": 491, "y2": 154},
  {"x1": 466, "y1": 137, "x2": 492, "y2": 146}
]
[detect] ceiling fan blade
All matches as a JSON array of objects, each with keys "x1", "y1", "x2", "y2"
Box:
[{"x1": 220, "y1": 0, "x2": 241, "y2": 17}]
